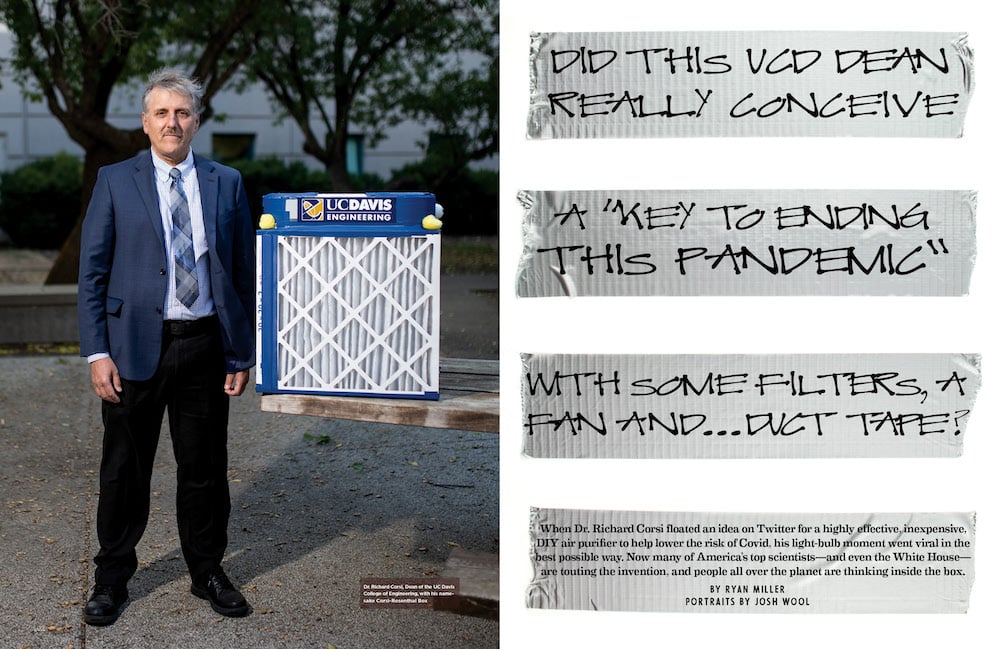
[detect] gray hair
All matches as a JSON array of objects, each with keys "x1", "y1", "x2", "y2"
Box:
[{"x1": 142, "y1": 68, "x2": 204, "y2": 114}]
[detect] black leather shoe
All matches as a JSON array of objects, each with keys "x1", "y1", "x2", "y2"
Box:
[
  {"x1": 83, "y1": 584, "x2": 128, "y2": 626},
  {"x1": 191, "y1": 570, "x2": 250, "y2": 617}
]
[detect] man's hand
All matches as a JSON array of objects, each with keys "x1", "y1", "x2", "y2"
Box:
[
  {"x1": 224, "y1": 370, "x2": 250, "y2": 397},
  {"x1": 90, "y1": 357, "x2": 123, "y2": 403}
]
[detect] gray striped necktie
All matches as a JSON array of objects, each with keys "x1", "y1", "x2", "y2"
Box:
[{"x1": 169, "y1": 167, "x2": 199, "y2": 308}]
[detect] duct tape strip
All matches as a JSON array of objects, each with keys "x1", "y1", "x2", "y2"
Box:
[
  {"x1": 528, "y1": 31, "x2": 973, "y2": 139},
  {"x1": 528, "y1": 508, "x2": 975, "y2": 613},
  {"x1": 516, "y1": 189, "x2": 976, "y2": 296},
  {"x1": 521, "y1": 353, "x2": 980, "y2": 459}
]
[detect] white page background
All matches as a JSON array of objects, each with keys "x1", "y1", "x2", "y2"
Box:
[{"x1": 500, "y1": 0, "x2": 997, "y2": 646}]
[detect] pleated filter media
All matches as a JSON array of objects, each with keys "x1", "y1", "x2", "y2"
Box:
[{"x1": 256, "y1": 192, "x2": 441, "y2": 399}]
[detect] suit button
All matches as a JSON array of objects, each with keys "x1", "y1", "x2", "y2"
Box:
[
  {"x1": 159, "y1": 268, "x2": 166, "y2": 275},
  {"x1": 156, "y1": 307, "x2": 163, "y2": 314}
]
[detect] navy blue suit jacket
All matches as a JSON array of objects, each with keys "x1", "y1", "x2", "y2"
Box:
[{"x1": 78, "y1": 151, "x2": 255, "y2": 381}]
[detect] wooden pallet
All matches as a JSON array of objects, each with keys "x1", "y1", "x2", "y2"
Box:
[
  {"x1": 260, "y1": 358, "x2": 499, "y2": 433},
  {"x1": 435, "y1": 548, "x2": 499, "y2": 619}
]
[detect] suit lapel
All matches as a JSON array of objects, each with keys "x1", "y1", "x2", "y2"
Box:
[
  {"x1": 195, "y1": 155, "x2": 219, "y2": 251},
  {"x1": 132, "y1": 152, "x2": 164, "y2": 250}
]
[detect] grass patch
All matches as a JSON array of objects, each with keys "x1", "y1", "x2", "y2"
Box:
[
  {"x1": 441, "y1": 240, "x2": 498, "y2": 275},
  {"x1": 0, "y1": 342, "x2": 79, "y2": 356},
  {"x1": 472, "y1": 288, "x2": 498, "y2": 302}
]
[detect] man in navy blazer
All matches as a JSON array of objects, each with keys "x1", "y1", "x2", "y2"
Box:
[{"x1": 78, "y1": 69, "x2": 255, "y2": 625}]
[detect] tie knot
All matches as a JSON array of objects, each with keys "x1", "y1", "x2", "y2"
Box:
[{"x1": 169, "y1": 167, "x2": 182, "y2": 182}]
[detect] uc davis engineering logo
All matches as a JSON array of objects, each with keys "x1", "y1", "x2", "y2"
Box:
[
  {"x1": 301, "y1": 198, "x2": 325, "y2": 221},
  {"x1": 299, "y1": 196, "x2": 396, "y2": 223}
]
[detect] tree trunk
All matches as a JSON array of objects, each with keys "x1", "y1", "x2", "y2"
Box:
[
  {"x1": 44, "y1": 141, "x2": 145, "y2": 285},
  {"x1": 326, "y1": 159, "x2": 354, "y2": 192}
]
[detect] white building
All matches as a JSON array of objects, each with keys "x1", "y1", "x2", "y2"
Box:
[{"x1": 0, "y1": 30, "x2": 485, "y2": 179}]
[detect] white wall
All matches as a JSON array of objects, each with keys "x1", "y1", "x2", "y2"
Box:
[{"x1": 0, "y1": 31, "x2": 496, "y2": 179}]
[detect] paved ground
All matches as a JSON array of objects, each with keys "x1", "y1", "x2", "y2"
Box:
[
  {"x1": 439, "y1": 274, "x2": 498, "y2": 360},
  {"x1": 0, "y1": 248, "x2": 57, "y2": 284},
  {"x1": 0, "y1": 247, "x2": 499, "y2": 648}
]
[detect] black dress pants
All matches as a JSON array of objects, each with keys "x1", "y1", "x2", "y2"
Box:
[{"x1": 94, "y1": 320, "x2": 230, "y2": 587}]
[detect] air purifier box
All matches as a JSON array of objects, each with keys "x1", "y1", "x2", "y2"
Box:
[{"x1": 256, "y1": 192, "x2": 440, "y2": 399}]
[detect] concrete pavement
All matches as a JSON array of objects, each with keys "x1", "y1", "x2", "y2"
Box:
[
  {"x1": 0, "y1": 240, "x2": 500, "y2": 647},
  {"x1": 0, "y1": 354, "x2": 498, "y2": 648},
  {"x1": 0, "y1": 248, "x2": 55, "y2": 284}
]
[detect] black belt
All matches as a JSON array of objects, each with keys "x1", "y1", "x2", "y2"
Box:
[{"x1": 163, "y1": 315, "x2": 218, "y2": 337}]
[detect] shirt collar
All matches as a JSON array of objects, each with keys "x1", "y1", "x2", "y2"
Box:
[{"x1": 151, "y1": 148, "x2": 195, "y2": 182}]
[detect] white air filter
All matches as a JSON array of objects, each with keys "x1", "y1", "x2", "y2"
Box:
[
  {"x1": 255, "y1": 191, "x2": 442, "y2": 399},
  {"x1": 274, "y1": 235, "x2": 439, "y2": 395}
]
